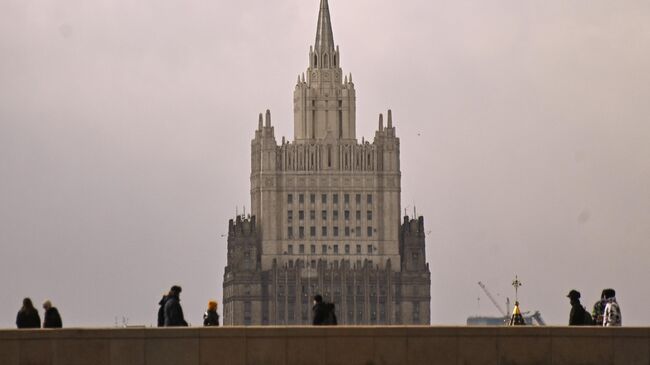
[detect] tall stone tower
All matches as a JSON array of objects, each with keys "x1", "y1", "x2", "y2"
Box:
[{"x1": 223, "y1": 0, "x2": 431, "y2": 325}]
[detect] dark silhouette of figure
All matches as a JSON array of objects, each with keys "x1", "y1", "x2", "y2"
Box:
[
  {"x1": 312, "y1": 295, "x2": 328, "y2": 325},
  {"x1": 42, "y1": 300, "x2": 62, "y2": 328},
  {"x1": 157, "y1": 294, "x2": 168, "y2": 327},
  {"x1": 164, "y1": 286, "x2": 188, "y2": 327},
  {"x1": 203, "y1": 301, "x2": 220, "y2": 327},
  {"x1": 567, "y1": 290, "x2": 592, "y2": 325},
  {"x1": 325, "y1": 302, "x2": 338, "y2": 325},
  {"x1": 16, "y1": 298, "x2": 41, "y2": 329}
]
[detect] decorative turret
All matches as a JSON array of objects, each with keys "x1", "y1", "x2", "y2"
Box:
[{"x1": 400, "y1": 216, "x2": 428, "y2": 272}]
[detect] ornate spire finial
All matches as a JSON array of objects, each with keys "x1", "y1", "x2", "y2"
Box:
[
  {"x1": 315, "y1": 0, "x2": 335, "y2": 54},
  {"x1": 258, "y1": 113, "x2": 263, "y2": 130},
  {"x1": 265, "y1": 109, "x2": 271, "y2": 127},
  {"x1": 387, "y1": 109, "x2": 393, "y2": 128}
]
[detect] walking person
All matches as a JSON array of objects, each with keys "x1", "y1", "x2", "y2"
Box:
[
  {"x1": 16, "y1": 298, "x2": 41, "y2": 329},
  {"x1": 157, "y1": 294, "x2": 168, "y2": 327},
  {"x1": 567, "y1": 290, "x2": 592, "y2": 325},
  {"x1": 603, "y1": 289, "x2": 622, "y2": 326},
  {"x1": 164, "y1": 285, "x2": 188, "y2": 327},
  {"x1": 312, "y1": 294, "x2": 328, "y2": 325},
  {"x1": 42, "y1": 300, "x2": 62, "y2": 328},
  {"x1": 203, "y1": 301, "x2": 220, "y2": 326},
  {"x1": 591, "y1": 289, "x2": 609, "y2": 326}
]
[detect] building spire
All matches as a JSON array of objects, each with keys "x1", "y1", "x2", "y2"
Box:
[{"x1": 314, "y1": 0, "x2": 335, "y2": 53}]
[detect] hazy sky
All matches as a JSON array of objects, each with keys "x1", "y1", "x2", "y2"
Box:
[{"x1": 1, "y1": 0, "x2": 649, "y2": 327}]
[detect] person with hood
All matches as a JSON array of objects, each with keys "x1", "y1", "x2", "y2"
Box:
[
  {"x1": 203, "y1": 300, "x2": 220, "y2": 326},
  {"x1": 591, "y1": 289, "x2": 609, "y2": 326},
  {"x1": 42, "y1": 300, "x2": 62, "y2": 328},
  {"x1": 16, "y1": 298, "x2": 41, "y2": 329},
  {"x1": 567, "y1": 290, "x2": 592, "y2": 325},
  {"x1": 312, "y1": 294, "x2": 328, "y2": 325},
  {"x1": 157, "y1": 294, "x2": 168, "y2": 327},
  {"x1": 603, "y1": 289, "x2": 622, "y2": 326},
  {"x1": 164, "y1": 285, "x2": 188, "y2": 327}
]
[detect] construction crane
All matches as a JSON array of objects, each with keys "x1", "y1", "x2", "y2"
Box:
[{"x1": 477, "y1": 282, "x2": 507, "y2": 317}]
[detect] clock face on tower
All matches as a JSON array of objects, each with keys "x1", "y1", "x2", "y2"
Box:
[
  {"x1": 322, "y1": 72, "x2": 331, "y2": 81},
  {"x1": 311, "y1": 71, "x2": 318, "y2": 81}
]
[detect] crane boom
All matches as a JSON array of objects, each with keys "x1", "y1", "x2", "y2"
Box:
[{"x1": 478, "y1": 281, "x2": 507, "y2": 317}]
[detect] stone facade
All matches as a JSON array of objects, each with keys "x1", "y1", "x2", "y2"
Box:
[{"x1": 223, "y1": 0, "x2": 431, "y2": 325}]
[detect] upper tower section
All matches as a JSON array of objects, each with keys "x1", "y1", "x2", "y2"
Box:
[{"x1": 294, "y1": 0, "x2": 357, "y2": 143}]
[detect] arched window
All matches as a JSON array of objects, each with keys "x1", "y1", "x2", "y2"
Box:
[
  {"x1": 323, "y1": 53, "x2": 329, "y2": 67},
  {"x1": 314, "y1": 55, "x2": 318, "y2": 67},
  {"x1": 333, "y1": 55, "x2": 337, "y2": 66}
]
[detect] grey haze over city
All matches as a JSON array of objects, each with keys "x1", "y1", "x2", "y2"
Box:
[{"x1": 1, "y1": 0, "x2": 649, "y2": 327}]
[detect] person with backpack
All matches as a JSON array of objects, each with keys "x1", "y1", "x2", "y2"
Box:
[{"x1": 567, "y1": 290, "x2": 593, "y2": 325}]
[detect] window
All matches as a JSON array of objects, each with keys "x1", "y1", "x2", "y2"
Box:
[
  {"x1": 333, "y1": 211, "x2": 339, "y2": 220},
  {"x1": 288, "y1": 194, "x2": 293, "y2": 204},
  {"x1": 367, "y1": 211, "x2": 372, "y2": 220},
  {"x1": 333, "y1": 245, "x2": 339, "y2": 254},
  {"x1": 344, "y1": 194, "x2": 350, "y2": 204},
  {"x1": 345, "y1": 244, "x2": 350, "y2": 254},
  {"x1": 288, "y1": 227, "x2": 293, "y2": 238},
  {"x1": 367, "y1": 227, "x2": 373, "y2": 237},
  {"x1": 367, "y1": 194, "x2": 373, "y2": 204},
  {"x1": 356, "y1": 226, "x2": 361, "y2": 237},
  {"x1": 333, "y1": 227, "x2": 339, "y2": 237},
  {"x1": 321, "y1": 194, "x2": 327, "y2": 204},
  {"x1": 299, "y1": 244, "x2": 305, "y2": 254},
  {"x1": 367, "y1": 244, "x2": 373, "y2": 254},
  {"x1": 322, "y1": 245, "x2": 327, "y2": 254},
  {"x1": 299, "y1": 210, "x2": 305, "y2": 220},
  {"x1": 345, "y1": 227, "x2": 350, "y2": 237},
  {"x1": 311, "y1": 245, "x2": 316, "y2": 254},
  {"x1": 356, "y1": 244, "x2": 361, "y2": 254},
  {"x1": 299, "y1": 194, "x2": 304, "y2": 204},
  {"x1": 356, "y1": 211, "x2": 361, "y2": 220},
  {"x1": 310, "y1": 210, "x2": 315, "y2": 220},
  {"x1": 322, "y1": 210, "x2": 327, "y2": 220},
  {"x1": 322, "y1": 226, "x2": 327, "y2": 237},
  {"x1": 356, "y1": 194, "x2": 361, "y2": 204},
  {"x1": 310, "y1": 226, "x2": 316, "y2": 237},
  {"x1": 299, "y1": 227, "x2": 305, "y2": 238},
  {"x1": 310, "y1": 194, "x2": 316, "y2": 204},
  {"x1": 288, "y1": 244, "x2": 294, "y2": 254},
  {"x1": 344, "y1": 210, "x2": 350, "y2": 220},
  {"x1": 288, "y1": 210, "x2": 293, "y2": 223},
  {"x1": 311, "y1": 260, "x2": 316, "y2": 268},
  {"x1": 333, "y1": 194, "x2": 339, "y2": 204},
  {"x1": 244, "y1": 302, "x2": 252, "y2": 325}
]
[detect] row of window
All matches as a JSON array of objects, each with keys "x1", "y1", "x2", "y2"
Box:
[
  {"x1": 287, "y1": 243, "x2": 375, "y2": 255},
  {"x1": 288, "y1": 210, "x2": 372, "y2": 222},
  {"x1": 288, "y1": 193, "x2": 373, "y2": 205},
  {"x1": 288, "y1": 226, "x2": 373, "y2": 238}
]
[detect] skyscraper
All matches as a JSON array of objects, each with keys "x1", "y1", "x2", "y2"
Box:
[{"x1": 223, "y1": 0, "x2": 431, "y2": 325}]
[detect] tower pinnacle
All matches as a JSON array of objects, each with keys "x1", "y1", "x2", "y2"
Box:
[{"x1": 315, "y1": 0, "x2": 335, "y2": 53}]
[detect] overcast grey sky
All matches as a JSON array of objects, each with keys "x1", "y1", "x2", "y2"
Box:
[{"x1": 1, "y1": 0, "x2": 649, "y2": 327}]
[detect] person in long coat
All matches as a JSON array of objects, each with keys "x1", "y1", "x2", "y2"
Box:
[{"x1": 16, "y1": 298, "x2": 41, "y2": 329}]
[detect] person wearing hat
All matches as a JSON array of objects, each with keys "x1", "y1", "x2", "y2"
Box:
[
  {"x1": 203, "y1": 301, "x2": 220, "y2": 326},
  {"x1": 567, "y1": 289, "x2": 591, "y2": 325},
  {"x1": 164, "y1": 285, "x2": 188, "y2": 327}
]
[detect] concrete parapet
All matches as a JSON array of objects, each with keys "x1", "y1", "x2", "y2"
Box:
[{"x1": 0, "y1": 326, "x2": 648, "y2": 365}]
